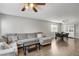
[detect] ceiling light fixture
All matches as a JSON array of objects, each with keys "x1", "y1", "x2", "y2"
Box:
[{"x1": 21, "y1": 3, "x2": 46, "y2": 12}]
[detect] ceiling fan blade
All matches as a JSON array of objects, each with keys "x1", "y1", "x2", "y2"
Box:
[
  {"x1": 35, "y1": 3, "x2": 46, "y2": 5},
  {"x1": 33, "y1": 7, "x2": 38, "y2": 12},
  {"x1": 21, "y1": 7, "x2": 26, "y2": 11}
]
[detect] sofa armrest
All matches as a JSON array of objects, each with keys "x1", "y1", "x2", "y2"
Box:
[
  {"x1": 38, "y1": 36, "x2": 53, "y2": 45},
  {"x1": 9, "y1": 42, "x2": 18, "y2": 55},
  {"x1": 0, "y1": 48, "x2": 15, "y2": 56}
]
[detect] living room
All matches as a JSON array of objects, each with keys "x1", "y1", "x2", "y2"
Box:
[{"x1": 0, "y1": 3, "x2": 79, "y2": 56}]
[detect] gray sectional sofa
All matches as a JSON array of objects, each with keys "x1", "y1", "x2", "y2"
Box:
[
  {"x1": 5, "y1": 32, "x2": 54, "y2": 46},
  {"x1": 6, "y1": 33, "x2": 39, "y2": 47},
  {"x1": 0, "y1": 32, "x2": 54, "y2": 56}
]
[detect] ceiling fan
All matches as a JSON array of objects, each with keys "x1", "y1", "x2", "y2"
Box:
[{"x1": 21, "y1": 3, "x2": 46, "y2": 12}]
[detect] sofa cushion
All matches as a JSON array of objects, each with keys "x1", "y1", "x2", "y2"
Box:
[
  {"x1": 17, "y1": 34, "x2": 28, "y2": 40},
  {"x1": 27, "y1": 33, "x2": 37, "y2": 39},
  {"x1": 17, "y1": 38, "x2": 39, "y2": 46}
]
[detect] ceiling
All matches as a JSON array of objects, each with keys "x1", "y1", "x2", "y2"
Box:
[{"x1": 0, "y1": 3, "x2": 79, "y2": 23}]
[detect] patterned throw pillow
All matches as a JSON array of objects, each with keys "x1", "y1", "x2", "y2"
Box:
[
  {"x1": 0, "y1": 35, "x2": 8, "y2": 43},
  {"x1": 0, "y1": 42, "x2": 9, "y2": 50},
  {"x1": 8, "y1": 36, "x2": 18, "y2": 43}
]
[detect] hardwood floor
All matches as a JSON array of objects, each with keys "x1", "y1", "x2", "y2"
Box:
[{"x1": 18, "y1": 38, "x2": 79, "y2": 56}]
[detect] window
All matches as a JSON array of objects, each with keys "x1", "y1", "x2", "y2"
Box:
[{"x1": 51, "y1": 24, "x2": 58, "y2": 32}]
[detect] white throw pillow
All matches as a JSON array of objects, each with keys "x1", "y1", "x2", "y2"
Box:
[{"x1": 37, "y1": 34, "x2": 42, "y2": 38}]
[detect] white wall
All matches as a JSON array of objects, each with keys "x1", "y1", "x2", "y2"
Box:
[
  {"x1": 0, "y1": 16, "x2": 1, "y2": 34},
  {"x1": 75, "y1": 24, "x2": 79, "y2": 38},
  {"x1": 0, "y1": 14, "x2": 60, "y2": 34}
]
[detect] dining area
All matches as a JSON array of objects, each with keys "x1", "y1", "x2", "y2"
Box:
[{"x1": 55, "y1": 32, "x2": 69, "y2": 40}]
